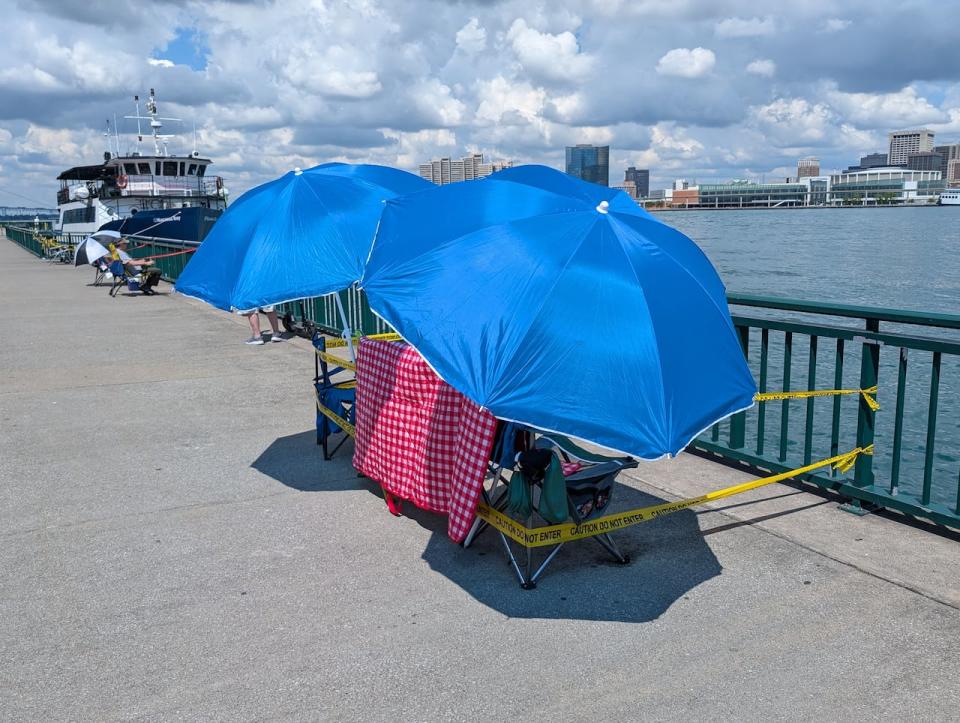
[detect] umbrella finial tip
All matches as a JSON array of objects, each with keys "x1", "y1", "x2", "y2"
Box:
[
  {"x1": 596, "y1": 200, "x2": 609, "y2": 214},
  {"x1": 294, "y1": 167, "x2": 302, "y2": 175}
]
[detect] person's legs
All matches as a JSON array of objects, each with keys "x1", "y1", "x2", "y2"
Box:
[
  {"x1": 245, "y1": 312, "x2": 264, "y2": 345},
  {"x1": 263, "y1": 306, "x2": 283, "y2": 340}
]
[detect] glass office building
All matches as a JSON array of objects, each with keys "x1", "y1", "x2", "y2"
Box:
[{"x1": 565, "y1": 145, "x2": 610, "y2": 186}]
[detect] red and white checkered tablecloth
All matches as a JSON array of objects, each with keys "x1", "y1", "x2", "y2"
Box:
[{"x1": 353, "y1": 338, "x2": 498, "y2": 542}]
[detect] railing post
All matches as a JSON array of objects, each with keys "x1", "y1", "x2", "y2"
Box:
[
  {"x1": 728, "y1": 325, "x2": 749, "y2": 449},
  {"x1": 852, "y1": 320, "x2": 880, "y2": 488}
]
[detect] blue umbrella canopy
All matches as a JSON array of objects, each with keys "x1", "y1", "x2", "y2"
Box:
[
  {"x1": 361, "y1": 165, "x2": 756, "y2": 460},
  {"x1": 174, "y1": 162, "x2": 431, "y2": 312}
]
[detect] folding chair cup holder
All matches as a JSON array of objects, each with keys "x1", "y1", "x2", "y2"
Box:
[{"x1": 464, "y1": 429, "x2": 639, "y2": 589}]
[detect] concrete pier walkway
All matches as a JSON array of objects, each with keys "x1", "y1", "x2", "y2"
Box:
[{"x1": 2, "y1": 235, "x2": 959, "y2": 721}]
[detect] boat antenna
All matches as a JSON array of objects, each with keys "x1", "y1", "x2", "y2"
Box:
[
  {"x1": 103, "y1": 118, "x2": 112, "y2": 158},
  {"x1": 113, "y1": 113, "x2": 121, "y2": 157},
  {"x1": 124, "y1": 89, "x2": 181, "y2": 156},
  {"x1": 192, "y1": 120, "x2": 198, "y2": 156}
]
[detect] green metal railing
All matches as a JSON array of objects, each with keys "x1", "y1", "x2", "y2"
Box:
[
  {"x1": 126, "y1": 240, "x2": 198, "y2": 282},
  {"x1": 697, "y1": 294, "x2": 960, "y2": 530},
  {"x1": 5, "y1": 226, "x2": 46, "y2": 257},
  {"x1": 276, "y1": 285, "x2": 392, "y2": 336}
]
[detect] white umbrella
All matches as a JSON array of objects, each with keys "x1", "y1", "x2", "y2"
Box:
[
  {"x1": 91, "y1": 229, "x2": 122, "y2": 241},
  {"x1": 74, "y1": 236, "x2": 110, "y2": 266}
]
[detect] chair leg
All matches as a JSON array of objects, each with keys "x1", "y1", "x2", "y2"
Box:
[
  {"x1": 593, "y1": 533, "x2": 630, "y2": 564},
  {"x1": 530, "y1": 543, "x2": 565, "y2": 584}
]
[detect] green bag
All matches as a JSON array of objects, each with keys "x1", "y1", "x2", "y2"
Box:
[
  {"x1": 538, "y1": 456, "x2": 569, "y2": 524},
  {"x1": 507, "y1": 470, "x2": 533, "y2": 518}
]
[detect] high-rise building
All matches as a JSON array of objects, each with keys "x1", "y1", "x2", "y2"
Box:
[
  {"x1": 861, "y1": 152, "x2": 890, "y2": 168},
  {"x1": 933, "y1": 144, "x2": 960, "y2": 178},
  {"x1": 418, "y1": 153, "x2": 514, "y2": 185},
  {"x1": 906, "y1": 151, "x2": 943, "y2": 172},
  {"x1": 565, "y1": 144, "x2": 610, "y2": 186},
  {"x1": 797, "y1": 157, "x2": 820, "y2": 178},
  {"x1": 947, "y1": 158, "x2": 960, "y2": 187},
  {"x1": 888, "y1": 129, "x2": 934, "y2": 166},
  {"x1": 624, "y1": 167, "x2": 650, "y2": 197}
]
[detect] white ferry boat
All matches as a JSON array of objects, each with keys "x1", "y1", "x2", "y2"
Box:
[
  {"x1": 940, "y1": 189, "x2": 960, "y2": 206},
  {"x1": 55, "y1": 89, "x2": 227, "y2": 242}
]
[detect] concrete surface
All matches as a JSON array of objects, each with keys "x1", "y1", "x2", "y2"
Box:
[{"x1": 2, "y1": 235, "x2": 959, "y2": 721}]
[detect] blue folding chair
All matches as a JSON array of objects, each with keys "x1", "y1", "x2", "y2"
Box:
[{"x1": 313, "y1": 333, "x2": 357, "y2": 460}]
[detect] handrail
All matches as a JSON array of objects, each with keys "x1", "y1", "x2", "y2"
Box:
[{"x1": 728, "y1": 293, "x2": 960, "y2": 330}]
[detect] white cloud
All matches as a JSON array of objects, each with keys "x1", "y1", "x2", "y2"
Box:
[
  {"x1": 656, "y1": 47, "x2": 715, "y2": 78},
  {"x1": 746, "y1": 59, "x2": 776, "y2": 77},
  {"x1": 411, "y1": 78, "x2": 466, "y2": 126},
  {"x1": 821, "y1": 18, "x2": 851, "y2": 33},
  {"x1": 147, "y1": 58, "x2": 174, "y2": 68},
  {"x1": 380, "y1": 128, "x2": 456, "y2": 168},
  {"x1": 506, "y1": 18, "x2": 593, "y2": 83},
  {"x1": 455, "y1": 17, "x2": 486, "y2": 54},
  {"x1": 824, "y1": 85, "x2": 947, "y2": 128},
  {"x1": 715, "y1": 17, "x2": 775, "y2": 38},
  {"x1": 750, "y1": 98, "x2": 834, "y2": 143}
]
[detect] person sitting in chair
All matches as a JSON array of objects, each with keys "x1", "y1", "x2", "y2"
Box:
[{"x1": 115, "y1": 239, "x2": 162, "y2": 295}]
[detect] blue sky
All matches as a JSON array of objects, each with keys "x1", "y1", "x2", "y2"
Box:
[{"x1": 155, "y1": 28, "x2": 210, "y2": 72}]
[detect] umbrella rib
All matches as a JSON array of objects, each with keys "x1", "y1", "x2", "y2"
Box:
[
  {"x1": 608, "y1": 221, "x2": 670, "y2": 443},
  {"x1": 610, "y1": 213, "x2": 734, "y2": 328}
]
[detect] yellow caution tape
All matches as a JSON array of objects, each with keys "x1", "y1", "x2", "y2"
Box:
[
  {"x1": 755, "y1": 385, "x2": 879, "y2": 412},
  {"x1": 314, "y1": 387, "x2": 356, "y2": 437},
  {"x1": 325, "y1": 332, "x2": 402, "y2": 349},
  {"x1": 316, "y1": 348, "x2": 356, "y2": 372},
  {"x1": 476, "y1": 445, "x2": 873, "y2": 548}
]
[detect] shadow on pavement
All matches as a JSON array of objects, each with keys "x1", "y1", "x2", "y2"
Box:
[
  {"x1": 255, "y1": 429, "x2": 722, "y2": 623},
  {"x1": 252, "y1": 430, "x2": 360, "y2": 491}
]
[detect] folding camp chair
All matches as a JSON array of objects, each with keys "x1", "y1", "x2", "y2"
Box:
[
  {"x1": 93, "y1": 259, "x2": 112, "y2": 286},
  {"x1": 108, "y1": 260, "x2": 131, "y2": 297},
  {"x1": 313, "y1": 333, "x2": 357, "y2": 460},
  {"x1": 464, "y1": 424, "x2": 638, "y2": 589}
]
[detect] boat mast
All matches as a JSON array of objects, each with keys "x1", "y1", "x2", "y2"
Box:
[{"x1": 124, "y1": 89, "x2": 181, "y2": 157}]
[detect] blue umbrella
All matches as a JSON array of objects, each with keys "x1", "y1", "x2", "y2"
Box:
[
  {"x1": 361, "y1": 165, "x2": 756, "y2": 460},
  {"x1": 174, "y1": 162, "x2": 431, "y2": 313}
]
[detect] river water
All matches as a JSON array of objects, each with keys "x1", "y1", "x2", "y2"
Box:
[{"x1": 655, "y1": 206, "x2": 960, "y2": 508}]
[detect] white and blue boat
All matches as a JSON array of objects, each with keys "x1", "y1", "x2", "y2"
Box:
[{"x1": 54, "y1": 88, "x2": 227, "y2": 242}]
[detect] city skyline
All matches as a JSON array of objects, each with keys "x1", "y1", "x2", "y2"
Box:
[{"x1": 2, "y1": 2, "x2": 960, "y2": 205}]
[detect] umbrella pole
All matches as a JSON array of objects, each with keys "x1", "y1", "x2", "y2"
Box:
[{"x1": 333, "y1": 292, "x2": 356, "y2": 363}]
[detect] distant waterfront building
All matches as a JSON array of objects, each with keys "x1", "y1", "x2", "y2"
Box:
[
  {"x1": 616, "y1": 181, "x2": 639, "y2": 199},
  {"x1": 906, "y1": 151, "x2": 943, "y2": 172},
  {"x1": 933, "y1": 144, "x2": 960, "y2": 179},
  {"x1": 624, "y1": 167, "x2": 650, "y2": 197},
  {"x1": 829, "y1": 167, "x2": 942, "y2": 204},
  {"x1": 888, "y1": 129, "x2": 934, "y2": 166},
  {"x1": 418, "y1": 153, "x2": 514, "y2": 185},
  {"x1": 797, "y1": 157, "x2": 820, "y2": 178},
  {"x1": 565, "y1": 144, "x2": 610, "y2": 186},
  {"x1": 671, "y1": 187, "x2": 698, "y2": 207},
  {"x1": 697, "y1": 180, "x2": 809, "y2": 208},
  {"x1": 947, "y1": 158, "x2": 960, "y2": 187},
  {"x1": 844, "y1": 152, "x2": 889, "y2": 173},
  {"x1": 861, "y1": 152, "x2": 889, "y2": 168}
]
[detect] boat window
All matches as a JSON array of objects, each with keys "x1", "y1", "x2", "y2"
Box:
[
  {"x1": 155, "y1": 162, "x2": 162, "y2": 175},
  {"x1": 138, "y1": 163, "x2": 151, "y2": 175},
  {"x1": 62, "y1": 207, "x2": 96, "y2": 224},
  {"x1": 187, "y1": 164, "x2": 197, "y2": 175},
  {"x1": 163, "y1": 161, "x2": 178, "y2": 176},
  {"x1": 197, "y1": 165, "x2": 206, "y2": 177},
  {"x1": 124, "y1": 163, "x2": 138, "y2": 174},
  {"x1": 179, "y1": 162, "x2": 186, "y2": 175}
]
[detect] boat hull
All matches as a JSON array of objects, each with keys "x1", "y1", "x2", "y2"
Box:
[{"x1": 98, "y1": 207, "x2": 222, "y2": 245}]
